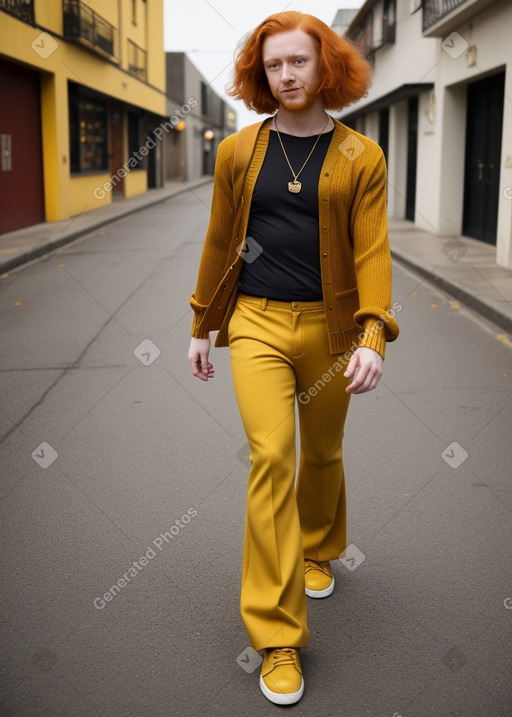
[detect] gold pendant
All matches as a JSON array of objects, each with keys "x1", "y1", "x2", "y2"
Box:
[{"x1": 288, "y1": 180, "x2": 302, "y2": 194}]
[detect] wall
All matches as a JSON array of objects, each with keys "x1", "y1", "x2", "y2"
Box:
[{"x1": 387, "y1": 100, "x2": 408, "y2": 219}]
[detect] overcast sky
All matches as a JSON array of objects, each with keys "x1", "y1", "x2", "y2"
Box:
[{"x1": 164, "y1": 0, "x2": 363, "y2": 128}]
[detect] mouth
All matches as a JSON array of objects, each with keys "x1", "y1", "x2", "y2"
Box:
[{"x1": 282, "y1": 87, "x2": 301, "y2": 95}]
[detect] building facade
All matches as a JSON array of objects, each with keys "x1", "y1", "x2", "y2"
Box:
[
  {"x1": 0, "y1": 0, "x2": 167, "y2": 234},
  {"x1": 165, "y1": 52, "x2": 236, "y2": 183},
  {"x1": 336, "y1": 0, "x2": 512, "y2": 270}
]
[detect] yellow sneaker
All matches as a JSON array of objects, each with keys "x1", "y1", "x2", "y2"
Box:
[
  {"x1": 304, "y1": 559, "x2": 335, "y2": 598},
  {"x1": 259, "y1": 647, "x2": 304, "y2": 705}
]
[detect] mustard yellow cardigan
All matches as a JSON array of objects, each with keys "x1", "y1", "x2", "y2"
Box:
[{"x1": 190, "y1": 118, "x2": 399, "y2": 358}]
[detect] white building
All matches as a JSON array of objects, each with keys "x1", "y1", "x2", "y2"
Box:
[{"x1": 336, "y1": 0, "x2": 512, "y2": 270}]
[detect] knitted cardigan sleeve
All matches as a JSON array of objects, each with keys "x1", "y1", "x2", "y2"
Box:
[
  {"x1": 350, "y1": 148, "x2": 399, "y2": 358},
  {"x1": 189, "y1": 135, "x2": 237, "y2": 337}
]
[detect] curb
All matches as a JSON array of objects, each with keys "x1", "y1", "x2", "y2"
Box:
[
  {"x1": 0, "y1": 178, "x2": 214, "y2": 275},
  {"x1": 391, "y1": 248, "x2": 512, "y2": 335}
]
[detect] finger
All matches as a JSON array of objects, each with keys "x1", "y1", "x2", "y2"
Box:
[
  {"x1": 199, "y1": 352, "x2": 211, "y2": 374},
  {"x1": 347, "y1": 364, "x2": 373, "y2": 393},
  {"x1": 344, "y1": 352, "x2": 360, "y2": 378},
  {"x1": 189, "y1": 355, "x2": 209, "y2": 381},
  {"x1": 350, "y1": 366, "x2": 382, "y2": 394}
]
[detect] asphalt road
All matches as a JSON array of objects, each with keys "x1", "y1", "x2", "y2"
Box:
[{"x1": 1, "y1": 183, "x2": 511, "y2": 716}]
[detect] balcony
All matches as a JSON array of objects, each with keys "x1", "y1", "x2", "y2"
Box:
[
  {"x1": 349, "y1": 0, "x2": 396, "y2": 61},
  {"x1": 423, "y1": 0, "x2": 497, "y2": 36},
  {"x1": 63, "y1": 0, "x2": 117, "y2": 59},
  {"x1": 127, "y1": 39, "x2": 147, "y2": 82},
  {"x1": 0, "y1": 0, "x2": 34, "y2": 24}
]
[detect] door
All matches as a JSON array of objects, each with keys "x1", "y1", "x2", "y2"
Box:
[
  {"x1": 109, "y1": 102, "x2": 124, "y2": 195},
  {"x1": 462, "y1": 72, "x2": 504, "y2": 244},
  {"x1": 0, "y1": 59, "x2": 45, "y2": 233},
  {"x1": 405, "y1": 97, "x2": 418, "y2": 222},
  {"x1": 379, "y1": 107, "x2": 389, "y2": 165}
]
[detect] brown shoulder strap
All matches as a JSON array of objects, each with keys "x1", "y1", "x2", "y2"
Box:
[{"x1": 232, "y1": 120, "x2": 266, "y2": 209}]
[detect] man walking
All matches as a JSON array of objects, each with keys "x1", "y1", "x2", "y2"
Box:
[{"x1": 188, "y1": 11, "x2": 399, "y2": 705}]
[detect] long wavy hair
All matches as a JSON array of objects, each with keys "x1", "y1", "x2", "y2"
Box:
[{"x1": 227, "y1": 11, "x2": 372, "y2": 114}]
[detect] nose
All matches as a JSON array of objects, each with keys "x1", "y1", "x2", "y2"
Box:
[{"x1": 280, "y1": 63, "x2": 295, "y2": 83}]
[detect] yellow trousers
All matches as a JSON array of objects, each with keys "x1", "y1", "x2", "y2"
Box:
[{"x1": 228, "y1": 295, "x2": 352, "y2": 651}]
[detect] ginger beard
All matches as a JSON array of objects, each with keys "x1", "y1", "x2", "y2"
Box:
[{"x1": 276, "y1": 81, "x2": 322, "y2": 114}]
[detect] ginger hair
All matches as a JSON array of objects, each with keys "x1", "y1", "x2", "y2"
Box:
[{"x1": 227, "y1": 11, "x2": 372, "y2": 114}]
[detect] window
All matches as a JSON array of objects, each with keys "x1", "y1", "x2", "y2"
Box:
[
  {"x1": 357, "y1": 12, "x2": 373, "y2": 57},
  {"x1": 69, "y1": 83, "x2": 108, "y2": 174},
  {"x1": 201, "y1": 82, "x2": 209, "y2": 117},
  {"x1": 383, "y1": 0, "x2": 396, "y2": 44},
  {"x1": 128, "y1": 112, "x2": 143, "y2": 167}
]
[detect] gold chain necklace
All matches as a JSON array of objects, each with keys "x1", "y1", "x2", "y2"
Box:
[{"x1": 274, "y1": 113, "x2": 331, "y2": 194}]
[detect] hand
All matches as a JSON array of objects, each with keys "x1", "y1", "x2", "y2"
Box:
[
  {"x1": 188, "y1": 338, "x2": 215, "y2": 382},
  {"x1": 344, "y1": 347, "x2": 383, "y2": 394}
]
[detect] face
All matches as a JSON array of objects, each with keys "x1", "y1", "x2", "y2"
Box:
[{"x1": 262, "y1": 28, "x2": 323, "y2": 114}]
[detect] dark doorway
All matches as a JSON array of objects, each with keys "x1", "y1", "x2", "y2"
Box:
[
  {"x1": 0, "y1": 59, "x2": 45, "y2": 233},
  {"x1": 405, "y1": 96, "x2": 418, "y2": 221},
  {"x1": 378, "y1": 108, "x2": 389, "y2": 165},
  {"x1": 109, "y1": 102, "x2": 124, "y2": 195},
  {"x1": 462, "y1": 72, "x2": 504, "y2": 245}
]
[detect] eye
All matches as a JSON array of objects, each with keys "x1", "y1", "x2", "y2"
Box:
[{"x1": 295, "y1": 57, "x2": 305, "y2": 65}]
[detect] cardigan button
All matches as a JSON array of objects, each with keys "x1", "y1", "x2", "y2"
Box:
[
  {"x1": 328, "y1": 305, "x2": 334, "y2": 310},
  {"x1": 222, "y1": 283, "x2": 228, "y2": 290},
  {"x1": 322, "y1": 226, "x2": 327, "y2": 231},
  {"x1": 323, "y1": 252, "x2": 328, "y2": 257},
  {"x1": 326, "y1": 280, "x2": 331, "y2": 285}
]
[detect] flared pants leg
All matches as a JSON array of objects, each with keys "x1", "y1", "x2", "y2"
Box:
[{"x1": 228, "y1": 295, "x2": 351, "y2": 652}]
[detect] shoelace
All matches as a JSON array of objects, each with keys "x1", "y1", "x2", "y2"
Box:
[
  {"x1": 270, "y1": 648, "x2": 299, "y2": 667},
  {"x1": 304, "y1": 559, "x2": 330, "y2": 576}
]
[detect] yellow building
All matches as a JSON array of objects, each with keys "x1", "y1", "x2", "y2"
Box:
[{"x1": 0, "y1": 0, "x2": 167, "y2": 234}]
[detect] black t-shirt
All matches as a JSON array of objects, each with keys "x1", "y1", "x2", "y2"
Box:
[{"x1": 239, "y1": 128, "x2": 334, "y2": 301}]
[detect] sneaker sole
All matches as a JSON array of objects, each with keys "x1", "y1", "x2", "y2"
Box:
[
  {"x1": 305, "y1": 575, "x2": 335, "y2": 599},
  {"x1": 259, "y1": 675, "x2": 304, "y2": 705}
]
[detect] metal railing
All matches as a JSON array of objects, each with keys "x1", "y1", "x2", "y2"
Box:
[
  {"x1": 423, "y1": 0, "x2": 468, "y2": 31},
  {"x1": 63, "y1": 0, "x2": 116, "y2": 58},
  {"x1": 127, "y1": 39, "x2": 147, "y2": 82},
  {"x1": 0, "y1": 0, "x2": 34, "y2": 24}
]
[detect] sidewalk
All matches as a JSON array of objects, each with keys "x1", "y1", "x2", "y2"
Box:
[
  {"x1": 1, "y1": 182, "x2": 511, "y2": 334},
  {"x1": 388, "y1": 218, "x2": 512, "y2": 334},
  {"x1": 0, "y1": 178, "x2": 213, "y2": 275}
]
